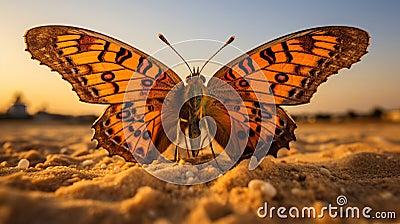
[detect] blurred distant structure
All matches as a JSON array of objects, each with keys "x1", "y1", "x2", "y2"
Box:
[
  {"x1": 383, "y1": 109, "x2": 400, "y2": 122},
  {"x1": 5, "y1": 93, "x2": 30, "y2": 119},
  {"x1": 0, "y1": 93, "x2": 96, "y2": 123},
  {"x1": 292, "y1": 107, "x2": 400, "y2": 123}
]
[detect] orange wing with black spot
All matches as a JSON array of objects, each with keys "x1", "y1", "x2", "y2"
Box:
[
  {"x1": 25, "y1": 25, "x2": 183, "y2": 162},
  {"x1": 25, "y1": 26, "x2": 182, "y2": 103},
  {"x1": 208, "y1": 26, "x2": 369, "y2": 164}
]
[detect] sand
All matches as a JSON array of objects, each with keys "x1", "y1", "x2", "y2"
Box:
[{"x1": 0, "y1": 120, "x2": 399, "y2": 223}]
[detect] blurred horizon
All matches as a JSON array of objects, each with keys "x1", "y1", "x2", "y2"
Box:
[
  {"x1": 2, "y1": 90, "x2": 398, "y2": 118},
  {"x1": 1, "y1": 1, "x2": 399, "y2": 116}
]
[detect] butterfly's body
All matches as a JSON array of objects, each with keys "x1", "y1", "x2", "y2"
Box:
[
  {"x1": 25, "y1": 25, "x2": 369, "y2": 169},
  {"x1": 180, "y1": 75, "x2": 207, "y2": 155},
  {"x1": 176, "y1": 73, "x2": 217, "y2": 158}
]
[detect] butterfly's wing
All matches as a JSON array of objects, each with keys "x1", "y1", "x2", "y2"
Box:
[
  {"x1": 208, "y1": 26, "x2": 369, "y2": 165},
  {"x1": 25, "y1": 25, "x2": 183, "y2": 162}
]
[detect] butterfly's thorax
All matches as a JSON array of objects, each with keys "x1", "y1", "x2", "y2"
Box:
[
  {"x1": 181, "y1": 75, "x2": 209, "y2": 151},
  {"x1": 185, "y1": 76, "x2": 207, "y2": 111}
]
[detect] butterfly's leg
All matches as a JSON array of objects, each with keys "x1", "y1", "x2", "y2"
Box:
[
  {"x1": 209, "y1": 141, "x2": 217, "y2": 159},
  {"x1": 174, "y1": 119, "x2": 180, "y2": 162},
  {"x1": 174, "y1": 118, "x2": 187, "y2": 162},
  {"x1": 198, "y1": 135, "x2": 209, "y2": 157},
  {"x1": 203, "y1": 119, "x2": 223, "y2": 171},
  {"x1": 209, "y1": 141, "x2": 223, "y2": 171},
  {"x1": 184, "y1": 126, "x2": 191, "y2": 157},
  {"x1": 173, "y1": 145, "x2": 179, "y2": 162},
  {"x1": 177, "y1": 118, "x2": 192, "y2": 159}
]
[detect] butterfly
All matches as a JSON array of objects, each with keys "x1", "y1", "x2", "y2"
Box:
[{"x1": 24, "y1": 26, "x2": 369, "y2": 170}]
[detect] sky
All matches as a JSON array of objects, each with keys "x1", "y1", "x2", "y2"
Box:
[{"x1": 0, "y1": 0, "x2": 399, "y2": 116}]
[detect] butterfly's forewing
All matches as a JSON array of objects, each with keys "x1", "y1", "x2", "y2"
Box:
[
  {"x1": 211, "y1": 26, "x2": 369, "y2": 105},
  {"x1": 25, "y1": 26, "x2": 182, "y2": 103},
  {"x1": 208, "y1": 26, "x2": 369, "y2": 161},
  {"x1": 25, "y1": 26, "x2": 183, "y2": 161}
]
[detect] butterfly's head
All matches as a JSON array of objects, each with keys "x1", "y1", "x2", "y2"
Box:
[
  {"x1": 186, "y1": 66, "x2": 206, "y2": 83},
  {"x1": 158, "y1": 33, "x2": 234, "y2": 85}
]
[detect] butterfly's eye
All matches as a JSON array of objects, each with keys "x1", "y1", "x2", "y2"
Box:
[
  {"x1": 185, "y1": 75, "x2": 191, "y2": 83},
  {"x1": 186, "y1": 75, "x2": 206, "y2": 84},
  {"x1": 199, "y1": 75, "x2": 206, "y2": 83}
]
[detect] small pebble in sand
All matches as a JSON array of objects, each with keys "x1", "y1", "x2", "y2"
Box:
[
  {"x1": 35, "y1": 163, "x2": 44, "y2": 169},
  {"x1": 248, "y1": 179, "x2": 277, "y2": 199},
  {"x1": 81, "y1": 159, "x2": 94, "y2": 167},
  {"x1": 59, "y1": 147, "x2": 69, "y2": 154},
  {"x1": 291, "y1": 188, "x2": 304, "y2": 196},
  {"x1": 380, "y1": 191, "x2": 393, "y2": 199},
  {"x1": 17, "y1": 159, "x2": 30, "y2": 169},
  {"x1": 100, "y1": 163, "x2": 107, "y2": 169},
  {"x1": 0, "y1": 161, "x2": 8, "y2": 167},
  {"x1": 320, "y1": 167, "x2": 331, "y2": 176},
  {"x1": 187, "y1": 177, "x2": 196, "y2": 185},
  {"x1": 113, "y1": 166, "x2": 121, "y2": 173},
  {"x1": 3, "y1": 142, "x2": 12, "y2": 149}
]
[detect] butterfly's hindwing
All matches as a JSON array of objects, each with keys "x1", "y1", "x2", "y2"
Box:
[
  {"x1": 265, "y1": 106, "x2": 296, "y2": 158},
  {"x1": 210, "y1": 99, "x2": 295, "y2": 160},
  {"x1": 92, "y1": 99, "x2": 171, "y2": 163}
]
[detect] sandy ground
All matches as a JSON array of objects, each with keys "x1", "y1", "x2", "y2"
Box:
[{"x1": 0, "y1": 120, "x2": 399, "y2": 224}]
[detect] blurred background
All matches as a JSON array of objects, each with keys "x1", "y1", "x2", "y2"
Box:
[
  {"x1": 0, "y1": 3, "x2": 399, "y2": 222},
  {"x1": 0, "y1": 0, "x2": 399, "y2": 122}
]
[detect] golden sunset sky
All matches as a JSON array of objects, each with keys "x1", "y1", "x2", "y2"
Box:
[{"x1": 0, "y1": 1, "x2": 399, "y2": 116}]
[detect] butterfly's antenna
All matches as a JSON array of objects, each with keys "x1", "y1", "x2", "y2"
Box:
[
  {"x1": 158, "y1": 33, "x2": 193, "y2": 76},
  {"x1": 199, "y1": 36, "x2": 235, "y2": 74}
]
